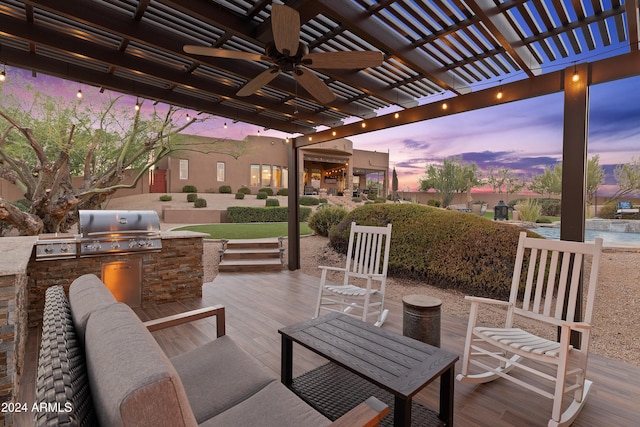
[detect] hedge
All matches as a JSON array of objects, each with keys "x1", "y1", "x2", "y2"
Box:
[
  {"x1": 265, "y1": 198, "x2": 280, "y2": 207},
  {"x1": 194, "y1": 198, "x2": 207, "y2": 208},
  {"x1": 159, "y1": 194, "x2": 172, "y2": 201},
  {"x1": 300, "y1": 196, "x2": 320, "y2": 206},
  {"x1": 256, "y1": 191, "x2": 268, "y2": 200},
  {"x1": 237, "y1": 187, "x2": 252, "y2": 195},
  {"x1": 227, "y1": 206, "x2": 311, "y2": 223},
  {"x1": 182, "y1": 185, "x2": 197, "y2": 193},
  {"x1": 219, "y1": 185, "x2": 232, "y2": 194},
  {"x1": 258, "y1": 187, "x2": 274, "y2": 196},
  {"x1": 277, "y1": 188, "x2": 288, "y2": 196},
  {"x1": 186, "y1": 193, "x2": 198, "y2": 202},
  {"x1": 235, "y1": 192, "x2": 245, "y2": 200},
  {"x1": 328, "y1": 203, "x2": 539, "y2": 299}
]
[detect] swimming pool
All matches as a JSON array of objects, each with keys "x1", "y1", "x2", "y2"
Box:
[{"x1": 531, "y1": 227, "x2": 640, "y2": 243}]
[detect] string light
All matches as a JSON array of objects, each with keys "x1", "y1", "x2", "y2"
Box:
[
  {"x1": 361, "y1": 122, "x2": 366, "y2": 128},
  {"x1": 332, "y1": 130, "x2": 337, "y2": 136},
  {"x1": 496, "y1": 87, "x2": 503, "y2": 100},
  {"x1": 76, "y1": 89, "x2": 83, "y2": 99},
  {"x1": 185, "y1": 113, "x2": 191, "y2": 122},
  {"x1": 394, "y1": 112, "x2": 400, "y2": 119},
  {"x1": 0, "y1": 64, "x2": 6, "y2": 82},
  {"x1": 224, "y1": 122, "x2": 227, "y2": 129},
  {"x1": 134, "y1": 98, "x2": 140, "y2": 111},
  {"x1": 442, "y1": 102, "x2": 448, "y2": 110}
]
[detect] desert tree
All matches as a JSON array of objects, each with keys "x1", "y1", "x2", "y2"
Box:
[
  {"x1": 0, "y1": 82, "x2": 246, "y2": 235},
  {"x1": 418, "y1": 157, "x2": 479, "y2": 208}
]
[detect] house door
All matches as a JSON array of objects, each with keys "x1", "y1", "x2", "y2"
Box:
[{"x1": 149, "y1": 169, "x2": 167, "y2": 193}]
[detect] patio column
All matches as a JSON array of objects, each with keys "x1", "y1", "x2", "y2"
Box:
[
  {"x1": 560, "y1": 62, "x2": 589, "y2": 347},
  {"x1": 287, "y1": 140, "x2": 300, "y2": 270},
  {"x1": 560, "y1": 62, "x2": 589, "y2": 243}
]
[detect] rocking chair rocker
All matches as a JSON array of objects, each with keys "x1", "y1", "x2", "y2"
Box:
[
  {"x1": 314, "y1": 222, "x2": 392, "y2": 327},
  {"x1": 457, "y1": 231, "x2": 603, "y2": 427}
]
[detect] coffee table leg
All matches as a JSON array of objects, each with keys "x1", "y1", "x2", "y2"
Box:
[
  {"x1": 394, "y1": 396, "x2": 411, "y2": 426},
  {"x1": 281, "y1": 336, "x2": 293, "y2": 386},
  {"x1": 439, "y1": 365, "x2": 455, "y2": 426}
]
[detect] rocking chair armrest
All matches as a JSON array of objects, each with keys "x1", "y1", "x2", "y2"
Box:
[
  {"x1": 319, "y1": 266, "x2": 347, "y2": 273},
  {"x1": 464, "y1": 296, "x2": 512, "y2": 307},
  {"x1": 329, "y1": 396, "x2": 389, "y2": 427},
  {"x1": 561, "y1": 320, "x2": 592, "y2": 331},
  {"x1": 144, "y1": 305, "x2": 226, "y2": 337}
]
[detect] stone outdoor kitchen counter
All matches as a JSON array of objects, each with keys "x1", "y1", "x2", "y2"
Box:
[{"x1": 0, "y1": 236, "x2": 38, "y2": 276}]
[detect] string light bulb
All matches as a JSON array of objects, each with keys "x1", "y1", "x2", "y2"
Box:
[
  {"x1": 332, "y1": 130, "x2": 337, "y2": 136},
  {"x1": 496, "y1": 88, "x2": 503, "y2": 100},
  {"x1": 224, "y1": 122, "x2": 227, "y2": 129},
  {"x1": 134, "y1": 100, "x2": 140, "y2": 111},
  {"x1": 442, "y1": 102, "x2": 448, "y2": 110},
  {"x1": 0, "y1": 65, "x2": 6, "y2": 82},
  {"x1": 76, "y1": 89, "x2": 83, "y2": 99},
  {"x1": 571, "y1": 64, "x2": 579, "y2": 82},
  {"x1": 185, "y1": 114, "x2": 191, "y2": 122},
  {"x1": 361, "y1": 122, "x2": 366, "y2": 128},
  {"x1": 394, "y1": 112, "x2": 400, "y2": 119}
]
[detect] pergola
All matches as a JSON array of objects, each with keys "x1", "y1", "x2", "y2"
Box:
[{"x1": 0, "y1": 0, "x2": 638, "y2": 269}]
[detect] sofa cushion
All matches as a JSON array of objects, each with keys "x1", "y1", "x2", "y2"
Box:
[
  {"x1": 35, "y1": 285, "x2": 97, "y2": 427},
  {"x1": 201, "y1": 381, "x2": 330, "y2": 427},
  {"x1": 85, "y1": 303, "x2": 197, "y2": 427},
  {"x1": 171, "y1": 335, "x2": 276, "y2": 423},
  {"x1": 68, "y1": 274, "x2": 117, "y2": 342}
]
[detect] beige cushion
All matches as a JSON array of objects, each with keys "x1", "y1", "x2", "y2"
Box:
[
  {"x1": 69, "y1": 274, "x2": 117, "y2": 342},
  {"x1": 171, "y1": 335, "x2": 276, "y2": 422},
  {"x1": 84, "y1": 303, "x2": 197, "y2": 427},
  {"x1": 201, "y1": 382, "x2": 330, "y2": 427}
]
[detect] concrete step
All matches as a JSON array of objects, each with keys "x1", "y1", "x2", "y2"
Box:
[
  {"x1": 218, "y1": 259, "x2": 283, "y2": 273},
  {"x1": 222, "y1": 248, "x2": 281, "y2": 260},
  {"x1": 225, "y1": 238, "x2": 281, "y2": 250}
]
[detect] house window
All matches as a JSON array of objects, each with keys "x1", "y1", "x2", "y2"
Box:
[
  {"x1": 216, "y1": 162, "x2": 225, "y2": 182},
  {"x1": 250, "y1": 164, "x2": 260, "y2": 186},
  {"x1": 273, "y1": 166, "x2": 282, "y2": 187},
  {"x1": 261, "y1": 165, "x2": 272, "y2": 187},
  {"x1": 179, "y1": 159, "x2": 188, "y2": 180},
  {"x1": 282, "y1": 167, "x2": 288, "y2": 187}
]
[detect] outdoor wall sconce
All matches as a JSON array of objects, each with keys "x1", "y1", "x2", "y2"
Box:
[{"x1": 494, "y1": 200, "x2": 509, "y2": 221}]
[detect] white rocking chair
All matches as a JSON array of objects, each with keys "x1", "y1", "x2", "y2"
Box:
[
  {"x1": 457, "y1": 231, "x2": 603, "y2": 427},
  {"x1": 314, "y1": 222, "x2": 392, "y2": 327}
]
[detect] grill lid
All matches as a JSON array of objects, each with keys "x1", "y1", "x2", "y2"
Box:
[
  {"x1": 78, "y1": 210, "x2": 162, "y2": 256},
  {"x1": 79, "y1": 210, "x2": 160, "y2": 237}
]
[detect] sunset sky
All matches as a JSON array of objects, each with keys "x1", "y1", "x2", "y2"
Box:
[{"x1": 3, "y1": 66, "x2": 640, "y2": 194}]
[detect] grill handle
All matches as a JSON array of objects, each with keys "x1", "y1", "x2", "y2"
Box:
[{"x1": 84, "y1": 230, "x2": 159, "y2": 237}]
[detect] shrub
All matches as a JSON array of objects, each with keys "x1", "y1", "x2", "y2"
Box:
[
  {"x1": 238, "y1": 187, "x2": 252, "y2": 195},
  {"x1": 515, "y1": 199, "x2": 541, "y2": 222},
  {"x1": 374, "y1": 198, "x2": 386, "y2": 203},
  {"x1": 277, "y1": 188, "x2": 288, "y2": 196},
  {"x1": 328, "y1": 203, "x2": 537, "y2": 299},
  {"x1": 258, "y1": 187, "x2": 274, "y2": 196},
  {"x1": 536, "y1": 217, "x2": 553, "y2": 223},
  {"x1": 194, "y1": 198, "x2": 207, "y2": 208},
  {"x1": 596, "y1": 202, "x2": 618, "y2": 219},
  {"x1": 186, "y1": 193, "x2": 198, "y2": 202},
  {"x1": 426, "y1": 199, "x2": 441, "y2": 207},
  {"x1": 538, "y1": 198, "x2": 561, "y2": 216},
  {"x1": 159, "y1": 194, "x2": 172, "y2": 202},
  {"x1": 300, "y1": 196, "x2": 320, "y2": 206},
  {"x1": 265, "y1": 198, "x2": 280, "y2": 207},
  {"x1": 219, "y1": 185, "x2": 232, "y2": 194},
  {"x1": 318, "y1": 197, "x2": 328, "y2": 204},
  {"x1": 235, "y1": 192, "x2": 245, "y2": 200},
  {"x1": 256, "y1": 191, "x2": 268, "y2": 200},
  {"x1": 227, "y1": 206, "x2": 311, "y2": 222},
  {"x1": 308, "y1": 206, "x2": 348, "y2": 237},
  {"x1": 352, "y1": 197, "x2": 362, "y2": 203},
  {"x1": 182, "y1": 185, "x2": 197, "y2": 193}
]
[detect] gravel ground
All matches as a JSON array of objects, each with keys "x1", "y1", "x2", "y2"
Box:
[{"x1": 109, "y1": 193, "x2": 640, "y2": 366}]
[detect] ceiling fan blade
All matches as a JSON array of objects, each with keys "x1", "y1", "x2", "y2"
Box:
[
  {"x1": 184, "y1": 45, "x2": 268, "y2": 62},
  {"x1": 293, "y1": 68, "x2": 336, "y2": 104},
  {"x1": 236, "y1": 68, "x2": 280, "y2": 97},
  {"x1": 303, "y1": 51, "x2": 384, "y2": 69},
  {"x1": 271, "y1": 4, "x2": 300, "y2": 56}
]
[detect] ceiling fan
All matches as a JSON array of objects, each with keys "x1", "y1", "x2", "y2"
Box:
[{"x1": 184, "y1": 4, "x2": 383, "y2": 104}]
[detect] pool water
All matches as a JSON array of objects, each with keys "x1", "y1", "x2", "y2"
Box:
[{"x1": 531, "y1": 227, "x2": 640, "y2": 243}]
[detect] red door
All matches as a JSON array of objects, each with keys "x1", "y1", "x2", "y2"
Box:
[{"x1": 149, "y1": 169, "x2": 167, "y2": 193}]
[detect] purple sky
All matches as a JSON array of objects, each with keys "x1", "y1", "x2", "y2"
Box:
[{"x1": 4, "y1": 66, "x2": 639, "y2": 194}]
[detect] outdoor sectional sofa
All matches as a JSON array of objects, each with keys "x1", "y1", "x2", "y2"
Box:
[{"x1": 34, "y1": 274, "x2": 388, "y2": 426}]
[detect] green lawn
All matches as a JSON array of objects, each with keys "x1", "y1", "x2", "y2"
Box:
[{"x1": 174, "y1": 222, "x2": 313, "y2": 239}]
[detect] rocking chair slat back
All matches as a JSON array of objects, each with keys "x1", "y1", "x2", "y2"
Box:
[
  {"x1": 346, "y1": 224, "x2": 390, "y2": 281},
  {"x1": 510, "y1": 232, "x2": 602, "y2": 324}
]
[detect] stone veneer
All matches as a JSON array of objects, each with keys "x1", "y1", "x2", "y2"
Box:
[{"x1": 27, "y1": 233, "x2": 205, "y2": 328}]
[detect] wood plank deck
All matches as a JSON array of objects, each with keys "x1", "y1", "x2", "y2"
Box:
[{"x1": 19, "y1": 271, "x2": 640, "y2": 426}]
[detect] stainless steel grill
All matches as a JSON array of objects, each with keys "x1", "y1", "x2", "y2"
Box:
[
  {"x1": 35, "y1": 233, "x2": 79, "y2": 261},
  {"x1": 78, "y1": 210, "x2": 162, "y2": 257}
]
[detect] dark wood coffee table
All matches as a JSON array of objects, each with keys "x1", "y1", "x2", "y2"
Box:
[{"x1": 279, "y1": 313, "x2": 459, "y2": 426}]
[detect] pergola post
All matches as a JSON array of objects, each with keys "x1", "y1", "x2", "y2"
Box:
[
  {"x1": 560, "y1": 62, "x2": 589, "y2": 347},
  {"x1": 287, "y1": 140, "x2": 300, "y2": 270}
]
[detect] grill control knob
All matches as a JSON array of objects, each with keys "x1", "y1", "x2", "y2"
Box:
[
  {"x1": 129, "y1": 239, "x2": 137, "y2": 249},
  {"x1": 44, "y1": 245, "x2": 54, "y2": 254},
  {"x1": 111, "y1": 242, "x2": 120, "y2": 250},
  {"x1": 61, "y1": 243, "x2": 70, "y2": 252}
]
